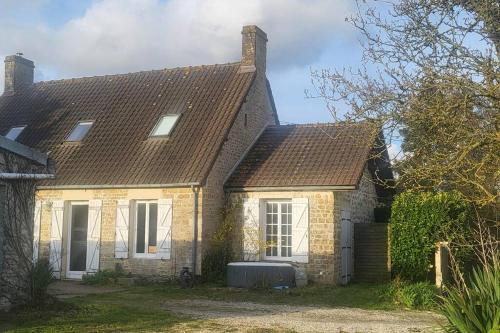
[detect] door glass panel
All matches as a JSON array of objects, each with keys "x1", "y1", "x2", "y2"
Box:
[
  {"x1": 266, "y1": 203, "x2": 278, "y2": 256},
  {"x1": 70, "y1": 204, "x2": 88, "y2": 271},
  {"x1": 148, "y1": 203, "x2": 158, "y2": 253},
  {"x1": 280, "y1": 203, "x2": 292, "y2": 257},
  {"x1": 136, "y1": 203, "x2": 146, "y2": 253}
]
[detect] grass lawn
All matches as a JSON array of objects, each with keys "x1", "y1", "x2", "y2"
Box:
[
  {"x1": 133, "y1": 281, "x2": 398, "y2": 310},
  {"x1": 0, "y1": 282, "x2": 405, "y2": 332}
]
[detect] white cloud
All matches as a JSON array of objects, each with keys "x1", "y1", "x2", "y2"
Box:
[{"x1": 0, "y1": 0, "x2": 353, "y2": 92}]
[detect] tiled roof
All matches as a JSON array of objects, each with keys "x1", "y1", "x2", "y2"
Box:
[
  {"x1": 0, "y1": 63, "x2": 255, "y2": 186},
  {"x1": 225, "y1": 122, "x2": 378, "y2": 188}
]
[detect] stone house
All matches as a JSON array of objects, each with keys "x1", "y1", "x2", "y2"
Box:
[
  {"x1": 0, "y1": 136, "x2": 54, "y2": 310},
  {"x1": 0, "y1": 25, "x2": 392, "y2": 284}
]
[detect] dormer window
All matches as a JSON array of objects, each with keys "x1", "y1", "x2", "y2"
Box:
[
  {"x1": 150, "y1": 114, "x2": 180, "y2": 137},
  {"x1": 67, "y1": 121, "x2": 93, "y2": 142},
  {"x1": 5, "y1": 125, "x2": 26, "y2": 141}
]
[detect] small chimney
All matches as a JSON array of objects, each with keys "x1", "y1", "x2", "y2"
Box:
[
  {"x1": 240, "y1": 25, "x2": 267, "y2": 74},
  {"x1": 4, "y1": 54, "x2": 35, "y2": 95}
]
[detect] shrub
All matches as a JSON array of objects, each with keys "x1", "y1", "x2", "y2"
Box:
[
  {"x1": 82, "y1": 270, "x2": 124, "y2": 285},
  {"x1": 201, "y1": 206, "x2": 237, "y2": 283},
  {"x1": 441, "y1": 261, "x2": 500, "y2": 333},
  {"x1": 390, "y1": 191, "x2": 472, "y2": 281},
  {"x1": 386, "y1": 277, "x2": 438, "y2": 309},
  {"x1": 30, "y1": 259, "x2": 54, "y2": 305}
]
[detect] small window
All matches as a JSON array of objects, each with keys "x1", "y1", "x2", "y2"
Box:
[
  {"x1": 134, "y1": 201, "x2": 158, "y2": 258},
  {"x1": 151, "y1": 115, "x2": 180, "y2": 137},
  {"x1": 5, "y1": 126, "x2": 26, "y2": 141},
  {"x1": 67, "y1": 121, "x2": 93, "y2": 142}
]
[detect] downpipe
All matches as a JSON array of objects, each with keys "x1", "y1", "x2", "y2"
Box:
[{"x1": 191, "y1": 185, "x2": 200, "y2": 276}]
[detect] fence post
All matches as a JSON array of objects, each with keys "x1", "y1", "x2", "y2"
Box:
[{"x1": 435, "y1": 241, "x2": 450, "y2": 288}]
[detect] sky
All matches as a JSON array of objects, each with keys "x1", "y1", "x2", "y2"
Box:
[{"x1": 0, "y1": 0, "x2": 365, "y2": 125}]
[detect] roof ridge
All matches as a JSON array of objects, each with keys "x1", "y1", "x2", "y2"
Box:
[{"x1": 34, "y1": 62, "x2": 242, "y2": 86}]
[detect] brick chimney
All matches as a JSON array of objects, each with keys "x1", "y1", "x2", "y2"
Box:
[
  {"x1": 240, "y1": 25, "x2": 267, "y2": 74},
  {"x1": 3, "y1": 54, "x2": 35, "y2": 95}
]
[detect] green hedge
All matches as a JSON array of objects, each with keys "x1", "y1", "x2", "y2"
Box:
[{"x1": 390, "y1": 191, "x2": 471, "y2": 281}]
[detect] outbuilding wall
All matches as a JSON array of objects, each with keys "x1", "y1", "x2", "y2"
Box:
[
  {"x1": 333, "y1": 168, "x2": 378, "y2": 282},
  {"x1": 228, "y1": 190, "x2": 337, "y2": 283}
]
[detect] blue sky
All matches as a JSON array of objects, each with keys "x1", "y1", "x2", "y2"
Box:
[{"x1": 0, "y1": 0, "x2": 363, "y2": 124}]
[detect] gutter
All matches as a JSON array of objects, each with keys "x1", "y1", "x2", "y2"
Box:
[
  {"x1": 191, "y1": 185, "x2": 200, "y2": 276},
  {"x1": 0, "y1": 173, "x2": 55, "y2": 180},
  {"x1": 37, "y1": 182, "x2": 201, "y2": 190}
]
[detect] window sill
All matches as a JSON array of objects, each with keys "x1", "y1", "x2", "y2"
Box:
[{"x1": 133, "y1": 254, "x2": 159, "y2": 259}]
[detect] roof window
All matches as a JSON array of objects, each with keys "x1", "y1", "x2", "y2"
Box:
[
  {"x1": 67, "y1": 121, "x2": 93, "y2": 142},
  {"x1": 151, "y1": 114, "x2": 180, "y2": 137},
  {"x1": 5, "y1": 126, "x2": 26, "y2": 141}
]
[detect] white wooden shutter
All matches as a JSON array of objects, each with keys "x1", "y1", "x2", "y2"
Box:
[
  {"x1": 115, "y1": 200, "x2": 130, "y2": 259},
  {"x1": 33, "y1": 200, "x2": 42, "y2": 263},
  {"x1": 292, "y1": 198, "x2": 309, "y2": 263},
  {"x1": 49, "y1": 200, "x2": 64, "y2": 278},
  {"x1": 243, "y1": 198, "x2": 260, "y2": 261},
  {"x1": 157, "y1": 199, "x2": 173, "y2": 259},
  {"x1": 86, "y1": 200, "x2": 102, "y2": 272}
]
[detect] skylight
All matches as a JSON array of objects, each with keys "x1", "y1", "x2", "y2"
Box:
[
  {"x1": 5, "y1": 126, "x2": 26, "y2": 141},
  {"x1": 151, "y1": 115, "x2": 180, "y2": 137},
  {"x1": 67, "y1": 121, "x2": 93, "y2": 142}
]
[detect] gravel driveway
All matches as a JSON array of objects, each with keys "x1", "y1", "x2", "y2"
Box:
[{"x1": 163, "y1": 299, "x2": 445, "y2": 333}]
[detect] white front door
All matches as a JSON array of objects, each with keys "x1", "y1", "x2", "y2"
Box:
[
  {"x1": 340, "y1": 210, "x2": 352, "y2": 284},
  {"x1": 66, "y1": 202, "x2": 90, "y2": 279}
]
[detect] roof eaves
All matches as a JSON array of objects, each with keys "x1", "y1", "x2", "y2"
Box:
[
  {"x1": 37, "y1": 182, "x2": 201, "y2": 190},
  {"x1": 225, "y1": 185, "x2": 357, "y2": 192}
]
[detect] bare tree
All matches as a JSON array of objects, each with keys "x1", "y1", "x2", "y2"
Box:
[{"x1": 310, "y1": 0, "x2": 499, "y2": 209}]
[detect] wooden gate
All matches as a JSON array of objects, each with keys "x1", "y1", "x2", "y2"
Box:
[
  {"x1": 354, "y1": 223, "x2": 390, "y2": 282},
  {"x1": 340, "y1": 210, "x2": 352, "y2": 284}
]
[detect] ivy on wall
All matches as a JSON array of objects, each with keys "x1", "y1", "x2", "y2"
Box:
[{"x1": 390, "y1": 191, "x2": 472, "y2": 281}]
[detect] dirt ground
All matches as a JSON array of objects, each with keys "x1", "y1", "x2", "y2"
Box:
[
  {"x1": 47, "y1": 281, "x2": 445, "y2": 333},
  {"x1": 163, "y1": 299, "x2": 445, "y2": 333}
]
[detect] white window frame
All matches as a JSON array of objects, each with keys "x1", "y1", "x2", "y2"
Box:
[
  {"x1": 133, "y1": 200, "x2": 158, "y2": 259},
  {"x1": 66, "y1": 120, "x2": 94, "y2": 142},
  {"x1": 150, "y1": 114, "x2": 180, "y2": 137},
  {"x1": 5, "y1": 125, "x2": 26, "y2": 141},
  {"x1": 263, "y1": 200, "x2": 293, "y2": 261}
]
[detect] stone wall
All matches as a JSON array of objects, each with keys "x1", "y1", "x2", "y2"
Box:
[
  {"x1": 201, "y1": 75, "x2": 275, "y2": 261},
  {"x1": 36, "y1": 187, "x2": 202, "y2": 278},
  {"x1": 200, "y1": 25, "x2": 276, "y2": 270}
]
